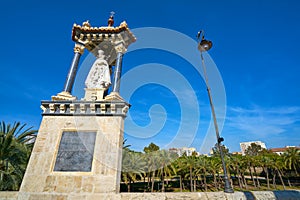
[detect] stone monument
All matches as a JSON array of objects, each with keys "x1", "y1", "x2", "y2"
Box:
[{"x1": 18, "y1": 13, "x2": 136, "y2": 199}]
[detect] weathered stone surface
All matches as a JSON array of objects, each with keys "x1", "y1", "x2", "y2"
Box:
[
  {"x1": 18, "y1": 114, "x2": 125, "y2": 198},
  {"x1": 0, "y1": 192, "x2": 18, "y2": 200},
  {"x1": 121, "y1": 193, "x2": 166, "y2": 200},
  {"x1": 165, "y1": 192, "x2": 208, "y2": 200},
  {"x1": 225, "y1": 191, "x2": 249, "y2": 200},
  {"x1": 252, "y1": 191, "x2": 276, "y2": 199},
  {"x1": 1, "y1": 191, "x2": 300, "y2": 200}
]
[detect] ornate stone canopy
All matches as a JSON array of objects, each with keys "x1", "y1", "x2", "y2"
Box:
[{"x1": 71, "y1": 20, "x2": 136, "y2": 64}]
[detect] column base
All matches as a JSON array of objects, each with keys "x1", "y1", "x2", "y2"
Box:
[
  {"x1": 51, "y1": 91, "x2": 77, "y2": 101},
  {"x1": 105, "y1": 92, "x2": 124, "y2": 101}
]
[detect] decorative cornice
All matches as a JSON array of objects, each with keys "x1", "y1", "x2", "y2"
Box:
[
  {"x1": 72, "y1": 21, "x2": 134, "y2": 35},
  {"x1": 71, "y1": 21, "x2": 136, "y2": 55},
  {"x1": 41, "y1": 101, "x2": 130, "y2": 117}
]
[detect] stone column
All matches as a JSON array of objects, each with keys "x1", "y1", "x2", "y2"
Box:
[
  {"x1": 105, "y1": 44, "x2": 126, "y2": 101},
  {"x1": 112, "y1": 52, "x2": 123, "y2": 93},
  {"x1": 63, "y1": 43, "x2": 85, "y2": 93}
]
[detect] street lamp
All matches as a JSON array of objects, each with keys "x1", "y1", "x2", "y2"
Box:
[{"x1": 197, "y1": 30, "x2": 234, "y2": 193}]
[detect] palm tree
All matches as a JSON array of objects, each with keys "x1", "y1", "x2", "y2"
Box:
[
  {"x1": 283, "y1": 147, "x2": 300, "y2": 176},
  {"x1": 180, "y1": 155, "x2": 197, "y2": 192},
  {"x1": 156, "y1": 150, "x2": 177, "y2": 192},
  {"x1": 269, "y1": 154, "x2": 286, "y2": 190},
  {"x1": 239, "y1": 156, "x2": 249, "y2": 190},
  {"x1": 229, "y1": 155, "x2": 244, "y2": 190},
  {"x1": 260, "y1": 154, "x2": 273, "y2": 189},
  {"x1": 121, "y1": 150, "x2": 145, "y2": 192},
  {"x1": 195, "y1": 156, "x2": 211, "y2": 192},
  {"x1": 143, "y1": 143, "x2": 160, "y2": 192},
  {"x1": 208, "y1": 157, "x2": 221, "y2": 191},
  {"x1": 0, "y1": 121, "x2": 37, "y2": 191},
  {"x1": 245, "y1": 156, "x2": 257, "y2": 188},
  {"x1": 252, "y1": 155, "x2": 261, "y2": 188},
  {"x1": 173, "y1": 158, "x2": 185, "y2": 192}
]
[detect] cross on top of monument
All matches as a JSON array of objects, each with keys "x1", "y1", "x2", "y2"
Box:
[{"x1": 108, "y1": 11, "x2": 115, "y2": 26}]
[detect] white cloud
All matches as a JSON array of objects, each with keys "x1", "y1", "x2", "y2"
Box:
[{"x1": 226, "y1": 106, "x2": 300, "y2": 137}]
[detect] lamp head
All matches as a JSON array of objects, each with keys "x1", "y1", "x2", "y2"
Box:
[
  {"x1": 198, "y1": 38, "x2": 213, "y2": 52},
  {"x1": 197, "y1": 30, "x2": 213, "y2": 52}
]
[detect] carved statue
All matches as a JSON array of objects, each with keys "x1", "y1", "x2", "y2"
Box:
[{"x1": 85, "y1": 50, "x2": 111, "y2": 90}]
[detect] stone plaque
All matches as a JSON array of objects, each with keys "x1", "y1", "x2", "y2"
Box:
[{"x1": 54, "y1": 131, "x2": 96, "y2": 172}]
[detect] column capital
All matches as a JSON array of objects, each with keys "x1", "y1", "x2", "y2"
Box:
[
  {"x1": 114, "y1": 43, "x2": 127, "y2": 54},
  {"x1": 74, "y1": 43, "x2": 85, "y2": 54}
]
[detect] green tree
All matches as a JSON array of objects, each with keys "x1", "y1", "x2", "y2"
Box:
[
  {"x1": 283, "y1": 147, "x2": 300, "y2": 176},
  {"x1": 229, "y1": 155, "x2": 244, "y2": 190},
  {"x1": 259, "y1": 154, "x2": 273, "y2": 189},
  {"x1": 173, "y1": 158, "x2": 186, "y2": 192},
  {"x1": 0, "y1": 121, "x2": 37, "y2": 191},
  {"x1": 195, "y1": 156, "x2": 211, "y2": 192},
  {"x1": 156, "y1": 150, "x2": 177, "y2": 192},
  {"x1": 208, "y1": 157, "x2": 221, "y2": 190},
  {"x1": 143, "y1": 142, "x2": 160, "y2": 192},
  {"x1": 143, "y1": 142, "x2": 159, "y2": 153},
  {"x1": 273, "y1": 155, "x2": 287, "y2": 190},
  {"x1": 180, "y1": 155, "x2": 197, "y2": 192},
  {"x1": 245, "y1": 143, "x2": 263, "y2": 156},
  {"x1": 211, "y1": 143, "x2": 229, "y2": 157},
  {"x1": 122, "y1": 150, "x2": 145, "y2": 192}
]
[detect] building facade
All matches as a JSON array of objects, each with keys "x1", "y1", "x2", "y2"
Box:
[{"x1": 240, "y1": 141, "x2": 267, "y2": 155}]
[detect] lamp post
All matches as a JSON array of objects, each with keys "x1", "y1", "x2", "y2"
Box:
[{"x1": 197, "y1": 30, "x2": 234, "y2": 193}]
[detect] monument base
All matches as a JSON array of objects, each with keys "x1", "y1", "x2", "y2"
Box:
[{"x1": 18, "y1": 101, "x2": 129, "y2": 200}]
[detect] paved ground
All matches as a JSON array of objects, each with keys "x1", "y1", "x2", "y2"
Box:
[{"x1": 0, "y1": 190, "x2": 299, "y2": 200}]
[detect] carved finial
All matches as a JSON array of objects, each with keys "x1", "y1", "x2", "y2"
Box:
[
  {"x1": 108, "y1": 11, "x2": 115, "y2": 27},
  {"x1": 82, "y1": 20, "x2": 91, "y2": 28}
]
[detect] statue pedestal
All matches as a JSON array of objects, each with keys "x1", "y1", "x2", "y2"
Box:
[
  {"x1": 84, "y1": 88, "x2": 106, "y2": 101},
  {"x1": 19, "y1": 100, "x2": 129, "y2": 200}
]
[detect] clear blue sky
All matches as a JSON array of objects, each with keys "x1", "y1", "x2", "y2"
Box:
[{"x1": 1, "y1": 0, "x2": 300, "y2": 153}]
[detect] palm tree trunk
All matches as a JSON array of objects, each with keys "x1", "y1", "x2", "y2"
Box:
[
  {"x1": 277, "y1": 169, "x2": 286, "y2": 190},
  {"x1": 213, "y1": 171, "x2": 218, "y2": 190},
  {"x1": 161, "y1": 171, "x2": 165, "y2": 192},
  {"x1": 293, "y1": 163, "x2": 299, "y2": 176},
  {"x1": 264, "y1": 167, "x2": 270, "y2": 189},
  {"x1": 242, "y1": 173, "x2": 248, "y2": 189},
  {"x1": 0, "y1": 160, "x2": 3, "y2": 184},
  {"x1": 194, "y1": 177, "x2": 196, "y2": 192},
  {"x1": 128, "y1": 180, "x2": 131, "y2": 192},
  {"x1": 217, "y1": 172, "x2": 221, "y2": 189},
  {"x1": 236, "y1": 165, "x2": 242, "y2": 189},
  {"x1": 272, "y1": 172, "x2": 277, "y2": 189},
  {"x1": 253, "y1": 166, "x2": 260, "y2": 188},
  {"x1": 189, "y1": 166, "x2": 193, "y2": 192},
  {"x1": 179, "y1": 175, "x2": 182, "y2": 192},
  {"x1": 203, "y1": 170, "x2": 207, "y2": 192},
  {"x1": 151, "y1": 171, "x2": 155, "y2": 192},
  {"x1": 248, "y1": 166, "x2": 256, "y2": 188},
  {"x1": 237, "y1": 168, "x2": 242, "y2": 189},
  {"x1": 147, "y1": 173, "x2": 150, "y2": 188},
  {"x1": 287, "y1": 178, "x2": 291, "y2": 187}
]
